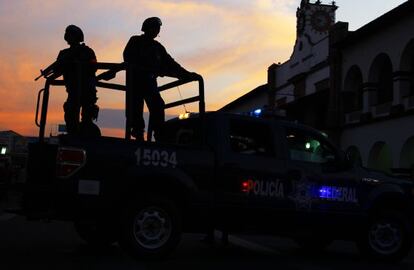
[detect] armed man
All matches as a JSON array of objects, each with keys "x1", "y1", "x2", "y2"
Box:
[
  {"x1": 123, "y1": 17, "x2": 200, "y2": 141},
  {"x1": 39, "y1": 25, "x2": 100, "y2": 136}
]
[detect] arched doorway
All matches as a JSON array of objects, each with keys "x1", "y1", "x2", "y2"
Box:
[{"x1": 368, "y1": 142, "x2": 393, "y2": 173}]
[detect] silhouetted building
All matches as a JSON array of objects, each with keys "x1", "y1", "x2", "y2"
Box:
[
  {"x1": 221, "y1": 0, "x2": 414, "y2": 173},
  {"x1": 0, "y1": 130, "x2": 27, "y2": 154},
  {"x1": 221, "y1": 0, "x2": 336, "y2": 131},
  {"x1": 219, "y1": 84, "x2": 268, "y2": 113},
  {"x1": 0, "y1": 130, "x2": 28, "y2": 184}
]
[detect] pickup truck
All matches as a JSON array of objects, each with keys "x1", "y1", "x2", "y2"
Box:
[{"x1": 15, "y1": 63, "x2": 414, "y2": 262}]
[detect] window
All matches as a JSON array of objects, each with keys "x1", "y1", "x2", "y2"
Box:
[
  {"x1": 286, "y1": 128, "x2": 336, "y2": 164},
  {"x1": 229, "y1": 120, "x2": 274, "y2": 156},
  {"x1": 343, "y1": 65, "x2": 363, "y2": 112}
]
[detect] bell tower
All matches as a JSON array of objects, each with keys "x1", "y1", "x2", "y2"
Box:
[{"x1": 296, "y1": 0, "x2": 337, "y2": 45}]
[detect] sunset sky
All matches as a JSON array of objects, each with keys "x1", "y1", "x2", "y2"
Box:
[{"x1": 0, "y1": 0, "x2": 407, "y2": 137}]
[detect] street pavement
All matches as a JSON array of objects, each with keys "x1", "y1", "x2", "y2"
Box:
[{"x1": 1, "y1": 211, "x2": 414, "y2": 270}]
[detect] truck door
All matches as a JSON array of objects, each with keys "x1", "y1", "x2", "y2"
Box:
[
  {"x1": 283, "y1": 127, "x2": 362, "y2": 231},
  {"x1": 215, "y1": 117, "x2": 289, "y2": 232}
]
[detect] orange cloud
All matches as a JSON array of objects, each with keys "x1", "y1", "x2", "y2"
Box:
[
  {"x1": 137, "y1": 1, "x2": 296, "y2": 109},
  {"x1": 0, "y1": 112, "x2": 35, "y2": 136},
  {"x1": 211, "y1": 69, "x2": 268, "y2": 109},
  {"x1": 100, "y1": 127, "x2": 124, "y2": 138},
  {"x1": 0, "y1": 0, "x2": 297, "y2": 136}
]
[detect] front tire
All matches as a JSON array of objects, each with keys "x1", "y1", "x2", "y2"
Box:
[
  {"x1": 119, "y1": 197, "x2": 182, "y2": 260},
  {"x1": 357, "y1": 212, "x2": 413, "y2": 262}
]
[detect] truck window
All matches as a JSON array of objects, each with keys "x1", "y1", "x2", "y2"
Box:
[
  {"x1": 286, "y1": 128, "x2": 336, "y2": 164},
  {"x1": 229, "y1": 120, "x2": 274, "y2": 156},
  {"x1": 161, "y1": 119, "x2": 201, "y2": 146}
]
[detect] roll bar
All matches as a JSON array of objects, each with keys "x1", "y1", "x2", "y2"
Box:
[{"x1": 35, "y1": 62, "x2": 205, "y2": 142}]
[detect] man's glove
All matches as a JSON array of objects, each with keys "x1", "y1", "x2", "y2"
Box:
[{"x1": 98, "y1": 70, "x2": 117, "y2": 81}]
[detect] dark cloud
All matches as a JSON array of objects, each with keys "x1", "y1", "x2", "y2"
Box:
[
  {"x1": 97, "y1": 108, "x2": 127, "y2": 129},
  {"x1": 98, "y1": 108, "x2": 176, "y2": 129}
]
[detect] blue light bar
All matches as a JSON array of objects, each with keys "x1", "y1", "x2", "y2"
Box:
[
  {"x1": 253, "y1": 108, "x2": 262, "y2": 116},
  {"x1": 319, "y1": 186, "x2": 332, "y2": 199},
  {"x1": 319, "y1": 186, "x2": 341, "y2": 200}
]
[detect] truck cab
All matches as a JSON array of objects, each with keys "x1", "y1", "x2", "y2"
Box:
[{"x1": 159, "y1": 111, "x2": 414, "y2": 262}]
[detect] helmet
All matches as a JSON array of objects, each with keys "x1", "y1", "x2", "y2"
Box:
[
  {"x1": 64, "y1": 25, "x2": 84, "y2": 43},
  {"x1": 141, "y1": 17, "x2": 162, "y2": 32}
]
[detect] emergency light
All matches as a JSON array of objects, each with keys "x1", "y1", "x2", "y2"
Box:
[
  {"x1": 253, "y1": 109, "x2": 262, "y2": 116},
  {"x1": 247, "y1": 107, "x2": 287, "y2": 119},
  {"x1": 179, "y1": 112, "x2": 190, "y2": 120}
]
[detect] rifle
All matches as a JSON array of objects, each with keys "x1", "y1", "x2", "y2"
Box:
[{"x1": 34, "y1": 61, "x2": 58, "y2": 81}]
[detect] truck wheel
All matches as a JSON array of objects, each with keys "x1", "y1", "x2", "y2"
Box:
[
  {"x1": 74, "y1": 220, "x2": 117, "y2": 247},
  {"x1": 119, "y1": 197, "x2": 182, "y2": 260},
  {"x1": 357, "y1": 212, "x2": 413, "y2": 262}
]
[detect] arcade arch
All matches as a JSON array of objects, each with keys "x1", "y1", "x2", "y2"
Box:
[
  {"x1": 400, "y1": 39, "x2": 414, "y2": 95},
  {"x1": 400, "y1": 136, "x2": 414, "y2": 168},
  {"x1": 369, "y1": 54, "x2": 393, "y2": 105},
  {"x1": 368, "y1": 141, "x2": 393, "y2": 172},
  {"x1": 345, "y1": 145, "x2": 362, "y2": 166}
]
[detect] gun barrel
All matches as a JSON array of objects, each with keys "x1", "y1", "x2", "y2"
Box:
[{"x1": 34, "y1": 73, "x2": 43, "y2": 81}]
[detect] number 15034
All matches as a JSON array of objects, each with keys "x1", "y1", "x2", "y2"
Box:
[{"x1": 135, "y1": 148, "x2": 177, "y2": 168}]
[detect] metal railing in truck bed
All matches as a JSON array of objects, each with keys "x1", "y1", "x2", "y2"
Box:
[{"x1": 35, "y1": 62, "x2": 205, "y2": 142}]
